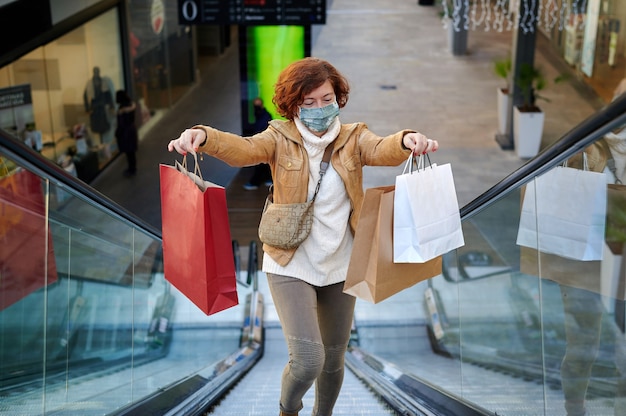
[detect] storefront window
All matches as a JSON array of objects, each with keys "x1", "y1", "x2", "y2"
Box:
[
  {"x1": 0, "y1": 0, "x2": 203, "y2": 184},
  {"x1": 548, "y1": 0, "x2": 626, "y2": 102},
  {"x1": 128, "y1": 0, "x2": 196, "y2": 126},
  {"x1": 0, "y1": 8, "x2": 124, "y2": 183}
]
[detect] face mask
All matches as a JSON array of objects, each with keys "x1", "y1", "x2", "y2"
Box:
[{"x1": 299, "y1": 102, "x2": 339, "y2": 133}]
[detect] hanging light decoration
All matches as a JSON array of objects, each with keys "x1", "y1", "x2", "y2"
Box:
[{"x1": 441, "y1": 0, "x2": 589, "y2": 33}]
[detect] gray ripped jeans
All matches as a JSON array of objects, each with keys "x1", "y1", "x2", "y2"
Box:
[{"x1": 267, "y1": 273, "x2": 356, "y2": 416}]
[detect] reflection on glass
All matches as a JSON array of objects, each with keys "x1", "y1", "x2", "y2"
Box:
[
  {"x1": 518, "y1": 128, "x2": 626, "y2": 415},
  {"x1": 0, "y1": 161, "x2": 57, "y2": 312},
  {"x1": 0, "y1": 8, "x2": 123, "y2": 183},
  {"x1": 377, "y1": 179, "x2": 625, "y2": 415},
  {"x1": 0, "y1": 154, "x2": 250, "y2": 414}
]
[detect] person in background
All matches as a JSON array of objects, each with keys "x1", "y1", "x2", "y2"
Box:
[
  {"x1": 243, "y1": 97, "x2": 274, "y2": 190},
  {"x1": 84, "y1": 66, "x2": 114, "y2": 144},
  {"x1": 22, "y1": 122, "x2": 42, "y2": 152},
  {"x1": 114, "y1": 90, "x2": 138, "y2": 177},
  {"x1": 552, "y1": 79, "x2": 626, "y2": 416},
  {"x1": 167, "y1": 57, "x2": 438, "y2": 416}
]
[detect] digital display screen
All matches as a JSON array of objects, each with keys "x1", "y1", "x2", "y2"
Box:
[
  {"x1": 238, "y1": 25, "x2": 310, "y2": 132},
  {"x1": 178, "y1": 0, "x2": 326, "y2": 25}
]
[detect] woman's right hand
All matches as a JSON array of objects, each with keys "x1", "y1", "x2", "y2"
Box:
[{"x1": 167, "y1": 128, "x2": 207, "y2": 155}]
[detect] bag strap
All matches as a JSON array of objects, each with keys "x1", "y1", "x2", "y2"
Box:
[{"x1": 311, "y1": 141, "x2": 335, "y2": 202}]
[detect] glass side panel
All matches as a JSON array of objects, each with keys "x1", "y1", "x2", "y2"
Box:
[
  {"x1": 352, "y1": 136, "x2": 626, "y2": 415},
  {"x1": 0, "y1": 153, "x2": 250, "y2": 415}
]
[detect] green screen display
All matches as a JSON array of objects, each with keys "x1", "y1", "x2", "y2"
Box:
[{"x1": 239, "y1": 25, "x2": 310, "y2": 131}]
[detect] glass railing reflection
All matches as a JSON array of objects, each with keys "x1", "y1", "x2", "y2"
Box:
[
  {"x1": 518, "y1": 139, "x2": 626, "y2": 416},
  {"x1": 0, "y1": 153, "x2": 252, "y2": 415},
  {"x1": 351, "y1": 136, "x2": 626, "y2": 415}
]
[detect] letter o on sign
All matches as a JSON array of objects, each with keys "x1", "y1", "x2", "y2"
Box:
[{"x1": 181, "y1": 0, "x2": 198, "y2": 22}]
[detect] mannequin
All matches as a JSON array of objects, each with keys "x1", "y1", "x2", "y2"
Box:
[{"x1": 83, "y1": 66, "x2": 114, "y2": 144}]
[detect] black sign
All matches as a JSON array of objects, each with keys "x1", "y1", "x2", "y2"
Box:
[
  {"x1": 178, "y1": 0, "x2": 326, "y2": 25},
  {"x1": 0, "y1": 84, "x2": 32, "y2": 110}
]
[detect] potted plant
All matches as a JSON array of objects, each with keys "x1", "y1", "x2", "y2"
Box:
[
  {"x1": 493, "y1": 57, "x2": 511, "y2": 136},
  {"x1": 513, "y1": 63, "x2": 565, "y2": 158}
]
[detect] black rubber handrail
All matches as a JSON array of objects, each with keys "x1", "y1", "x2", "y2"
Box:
[
  {"x1": 0, "y1": 128, "x2": 161, "y2": 240},
  {"x1": 461, "y1": 93, "x2": 626, "y2": 220}
]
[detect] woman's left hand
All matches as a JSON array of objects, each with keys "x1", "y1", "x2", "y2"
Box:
[
  {"x1": 168, "y1": 128, "x2": 207, "y2": 156},
  {"x1": 403, "y1": 132, "x2": 438, "y2": 155}
]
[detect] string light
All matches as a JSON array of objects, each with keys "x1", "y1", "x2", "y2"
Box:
[
  {"x1": 453, "y1": 0, "x2": 462, "y2": 33},
  {"x1": 439, "y1": 0, "x2": 591, "y2": 33},
  {"x1": 492, "y1": 0, "x2": 508, "y2": 32}
]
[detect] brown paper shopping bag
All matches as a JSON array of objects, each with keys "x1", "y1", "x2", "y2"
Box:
[
  {"x1": 344, "y1": 186, "x2": 442, "y2": 303},
  {"x1": 159, "y1": 156, "x2": 238, "y2": 315}
]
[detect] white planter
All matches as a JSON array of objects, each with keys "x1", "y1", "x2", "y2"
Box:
[
  {"x1": 513, "y1": 107, "x2": 544, "y2": 158},
  {"x1": 497, "y1": 88, "x2": 509, "y2": 135}
]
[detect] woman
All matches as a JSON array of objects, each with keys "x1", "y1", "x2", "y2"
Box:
[
  {"x1": 115, "y1": 90, "x2": 138, "y2": 176},
  {"x1": 168, "y1": 57, "x2": 438, "y2": 416}
]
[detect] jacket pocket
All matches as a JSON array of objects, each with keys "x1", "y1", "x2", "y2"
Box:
[
  {"x1": 343, "y1": 154, "x2": 360, "y2": 171},
  {"x1": 277, "y1": 155, "x2": 303, "y2": 188}
]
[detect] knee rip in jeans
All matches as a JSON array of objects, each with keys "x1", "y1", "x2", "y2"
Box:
[
  {"x1": 322, "y1": 344, "x2": 347, "y2": 374},
  {"x1": 287, "y1": 337, "x2": 325, "y2": 381}
]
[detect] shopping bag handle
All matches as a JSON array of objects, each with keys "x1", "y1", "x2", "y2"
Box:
[
  {"x1": 180, "y1": 152, "x2": 204, "y2": 180},
  {"x1": 561, "y1": 151, "x2": 589, "y2": 171},
  {"x1": 402, "y1": 152, "x2": 432, "y2": 175}
]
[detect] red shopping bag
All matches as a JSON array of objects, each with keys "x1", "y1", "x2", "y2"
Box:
[
  {"x1": 0, "y1": 166, "x2": 58, "y2": 310},
  {"x1": 159, "y1": 157, "x2": 238, "y2": 315}
]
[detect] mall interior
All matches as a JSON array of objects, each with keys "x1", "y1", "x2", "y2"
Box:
[{"x1": 3, "y1": 0, "x2": 626, "y2": 415}]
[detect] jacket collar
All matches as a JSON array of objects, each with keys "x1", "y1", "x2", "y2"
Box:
[{"x1": 269, "y1": 119, "x2": 362, "y2": 151}]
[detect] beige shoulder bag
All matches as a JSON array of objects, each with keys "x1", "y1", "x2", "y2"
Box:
[{"x1": 258, "y1": 142, "x2": 334, "y2": 249}]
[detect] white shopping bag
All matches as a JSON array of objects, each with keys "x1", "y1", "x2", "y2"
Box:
[
  {"x1": 394, "y1": 154, "x2": 464, "y2": 263},
  {"x1": 516, "y1": 161, "x2": 607, "y2": 261}
]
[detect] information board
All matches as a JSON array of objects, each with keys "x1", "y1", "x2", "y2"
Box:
[{"x1": 178, "y1": 0, "x2": 326, "y2": 25}]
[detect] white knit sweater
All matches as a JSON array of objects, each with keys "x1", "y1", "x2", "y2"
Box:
[{"x1": 262, "y1": 117, "x2": 354, "y2": 286}]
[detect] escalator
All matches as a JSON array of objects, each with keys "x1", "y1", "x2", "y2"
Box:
[
  {"x1": 2, "y1": 90, "x2": 626, "y2": 415},
  {"x1": 1, "y1": 128, "x2": 440, "y2": 415},
  {"x1": 0, "y1": 133, "x2": 262, "y2": 415}
]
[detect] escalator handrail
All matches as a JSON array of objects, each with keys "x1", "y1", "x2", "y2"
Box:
[
  {"x1": 461, "y1": 93, "x2": 626, "y2": 220},
  {"x1": 0, "y1": 128, "x2": 161, "y2": 240}
]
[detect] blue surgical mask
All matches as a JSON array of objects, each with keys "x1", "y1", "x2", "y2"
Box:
[{"x1": 298, "y1": 102, "x2": 339, "y2": 133}]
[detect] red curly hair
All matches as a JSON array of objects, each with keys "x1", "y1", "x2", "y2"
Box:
[{"x1": 272, "y1": 57, "x2": 350, "y2": 120}]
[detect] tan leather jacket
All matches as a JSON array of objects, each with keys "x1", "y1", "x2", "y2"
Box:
[{"x1": 195, "y1": 119, "x2": 414, "y2": 265}]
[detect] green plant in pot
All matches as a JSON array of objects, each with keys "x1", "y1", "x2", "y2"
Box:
[
  {"x1": 494, "y1": 57, "x2": 512, "y2": 94},
  {"x1": 494, "y1": 57, "x2": 511, "y2": 136},
  {"x1": 512, "y1": 63, "x2": 566, "y2": 158},
  {"x1": 515, "y1": 63, "x2": 566, "y2": 112}
]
